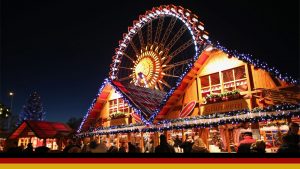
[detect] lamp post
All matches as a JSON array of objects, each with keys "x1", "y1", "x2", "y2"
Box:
[
  {"x1": 9, "y1": 92, "x2": 14, "y2": 110},
  {"x1": 7, "y1": 92, "x2": 14, "y2": 131}
]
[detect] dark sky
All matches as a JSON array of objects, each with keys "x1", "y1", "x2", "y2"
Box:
[{"x1": 1, "y1": 0, "x2": 299, "y2": 123}]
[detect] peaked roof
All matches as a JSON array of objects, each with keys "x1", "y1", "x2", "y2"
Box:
[
  {"x1": 78, "y1": 79, "x2": 166, "y2": 132},
  {"x1": 9, "y1": 120, "x2": 72, "y2": 139},
  {"x1": 112, "y1": 81, "x2": 166, "y2": 120}
]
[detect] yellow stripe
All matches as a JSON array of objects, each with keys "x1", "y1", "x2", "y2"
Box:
[{"x1": 1, "y1": 164, "x2": 299, "y2": 169}]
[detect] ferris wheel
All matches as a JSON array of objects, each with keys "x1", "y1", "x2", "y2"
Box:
[{"x1": 109, "y1": 5, "x2": 209, "y2": 92}]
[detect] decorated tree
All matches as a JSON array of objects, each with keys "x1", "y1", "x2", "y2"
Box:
[
  {"x1": 0, "y1": 103, "x2": 11, "y2": 131},
  {"x1": 66, "y1": 117, "x2": 83, "y2": 131},
  {"x1": 18, "y1": 92, "x2": 46, "y2": 124}
]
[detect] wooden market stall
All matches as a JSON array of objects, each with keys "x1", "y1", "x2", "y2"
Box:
[{"x1": 8, "y1": 120, "x2": 72, "y2": 151}]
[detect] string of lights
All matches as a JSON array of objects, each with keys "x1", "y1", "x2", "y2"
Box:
[
  {"x1": 77, "y1": 103, "x2": 299, "y2": 138},
  {"x1": 212, "y1": 41, "x2": 299, "y2": 84}
]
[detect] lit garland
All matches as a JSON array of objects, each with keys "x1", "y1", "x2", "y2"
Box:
[
  {"x1": 77, "y1": 103, "x2": 300, "y2": 138},
  {"x1": 212, "y1": 41, "x2": 299, "y2": 84},
  {"x1": 77, "y1": 78, "x2": 110, "y2": 133}
]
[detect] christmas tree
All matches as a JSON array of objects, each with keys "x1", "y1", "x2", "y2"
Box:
[{"x1": 18, "y1": 92, "x2": 46, "y2": 124}]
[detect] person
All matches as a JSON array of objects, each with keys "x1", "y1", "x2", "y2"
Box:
[
  {"x1": 135, "y1": 143, "x2": 141, "y2": 153},
  {"x1": 68, "y1": 139, "x2": 82, "y2": 153},
  {"x1": 35, "y1": 146, "x2": 50, "y2": 153},
  {"x1": 180, "y1": 135, "x2": 194, "y2": 153},
  {"x1": 250, "y1": 140, "x2": 266, "y2": 153},
  {"x1": 63, "y1": 139, "x2": 76, "y2": 153},
  {"x1": 277, "y1": 122, "x2": 299, "y2": 153},
  {"x1": 89, "y1": 140, "x2": 107, "y2": 153},
  {"x1": 191, "y1": 138, "x2": 209, "y2": 153},
  {"x1": 20, "y1": 143, "x2": 25, "y2": 151},
  {"x1": 107, "y1": 141, "x2": 118, "y2": 153},
  {"x1": 6, "y1": 141, "x2": 22, "y2": 153},
  {"x1": 128, "y1": 142, "x2": 137, "y2": 153},
  {"x1": 23, "y1": 143, "x2": 34, "y2": 153},
  {"x1": 118, "y1": 141, "x2": 128, "y2": 153},
  {"x1": 81, "y1": 140, "x2": 90, "y2": 153},
  {"x1": 237, "y1": 132, "x2": 256, "y2": 153},
  {"x1": 144, "y1": 139, "x2": 155, "y2": 153},
  {"x1": 155, "y1": 134, "x2": 175, "y2": 153},
  {"x1": 173, "y1": 135, "x2": 182, "y2": 148},
  {"x1": 287, "y1": 122, "x2": 299, "y2": 145}
]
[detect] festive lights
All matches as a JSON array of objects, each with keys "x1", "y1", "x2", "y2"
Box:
[
  {"x1": 80, "y1": 5, "x2": 299, "y2": 135},
  {"x1": 77, "y1": 78, "x2": 110, "y2": 133},
  {"x1": 109, "y1": 5, "x2": 207, "y2": 82},
  {"x1": 77, "y1": 103, "x2": 300, "y2": 138},
  {"x1": 212, "y1": 41, "x2": 299, "y2": 84}
]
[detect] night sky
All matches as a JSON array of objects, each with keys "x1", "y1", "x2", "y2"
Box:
[{"x1": 1, "y1": 0, "x2": 299, "y2": 123}]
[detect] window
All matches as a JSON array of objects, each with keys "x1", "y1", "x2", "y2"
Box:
[
  {"x1": 200, "y1": 65, "x2": 248, "y2": 98},
  {"x1": 200, "y1": 73, "x2": 221, "y2": 98},
  {"x1": 109, "y1": 98, "x2": 131, "y2": 115}
]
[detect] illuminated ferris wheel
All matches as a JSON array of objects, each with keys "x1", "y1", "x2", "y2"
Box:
[{"x1": 109, "y1": 5, "x2": 209, "y2": 91}]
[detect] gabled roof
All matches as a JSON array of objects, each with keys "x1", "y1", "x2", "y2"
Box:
[
  {"x1": 78, "y1": 79, "x2": 165, "y2": 132},
  {"x1": 112, "y1": 81, "x2": 165, "y2": 120},
  {"x1": 9, "y1": 120, "x2": 72, "y2": 139}
]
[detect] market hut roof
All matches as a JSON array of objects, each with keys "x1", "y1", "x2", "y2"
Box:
[
  {"x1": 9, "y1": 120, "x2": 72, "y2": 139},
  {"x1": 111, "y1": 81, "x2": 165, "y2": 120},
  {"x1": 78, "y1": 80, "x2": 166, "y2": 132}
]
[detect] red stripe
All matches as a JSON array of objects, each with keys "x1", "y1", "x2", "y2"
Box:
[
  {"x1": 180, "y1": 101, "x2": 196, "y2": 118},
  {"x1": 0, "y1": 158, "x2": 299, "y2": 163},
  {"x1": 131, "y1": 113, "x2": 141, "y2": 122}
]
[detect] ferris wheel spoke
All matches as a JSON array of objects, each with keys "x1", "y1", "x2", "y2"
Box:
[
  {"x1": 130, "y1": 40, "x2": 140, "y2": 56},
  {"x1": 161, "y1": 17, "x2": 177, "y2": 47},
  {"x1": 118, "y1": 75, "x2": 134, "y2": 81},
  {"x1": 157, "y1": 83, "x2": 164, "y2": 91},
  {"x1": 122, "y1": 52, "x2": 136, "y2": 62},
  {"x1": 163, "y1": 58, "x2": 193, "y2": 71},
  {"x1": 164, "y1": 39, "x2": 194, "y2": 65},
  {"x1": 159, "y1": 79, "x2": 171, "y2": 88},
  {"x1": 147, "y1": 21, "x2": 152, "y2": 45},
  {"x1": 164, "y1": 25, "x2": 188, "y2": 53},
  {"x1": 138, "y1": 29, "x2": 145, "y2": 49},
  {"x1": 154, "y1": 17, "x2": 164, "y2": 45},
  {"x1": 119, "y1": 66, "x2": 133, "y2": 70},
  {"x1": 162, "y1": 73, "x2": 180, "y2": 78}
]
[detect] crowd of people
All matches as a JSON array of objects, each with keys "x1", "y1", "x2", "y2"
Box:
[{"x1": 1, "y1": 123, "x2": 299, "y2": 153}]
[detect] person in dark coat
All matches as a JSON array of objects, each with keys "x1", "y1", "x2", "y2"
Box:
[
  {"x1": 128, "y1": 142, "x2": 137, "y2": 153},
  {"x1": 23, "y1": 143, "x2": 34, "y2": 153},
  {"x1": 107, "y1": 141, "x2": 118, "y2": 153},
  {"x1": 6, "y1": 141, "x2": 22, "y2": 153},
  {"x1": 118, "y1": 141, "x2": 128, "y2": 153},
  {"x1": 173, "y1": 135, "x2": 182, "y2": 148},
  {"x1": 250, "y1": 140, "x2": 266, "y2": 153},
  {"x1": 278, "y1": 122, "x2": 299, "y2": 153},
  {"x1": 35, "y1": 146, "x2": 50, "y2": 153},
  {"x1": 180, "y1": 135, "x2": 194, "y2": 153},
  {"x1": 155, "y1": 134, "x2": 175, "y2": 153}
]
